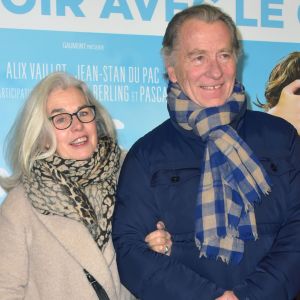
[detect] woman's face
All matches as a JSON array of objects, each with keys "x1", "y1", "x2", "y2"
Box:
[{"x1": 46, "y1": 86, "x2": 98, "y2": 160}]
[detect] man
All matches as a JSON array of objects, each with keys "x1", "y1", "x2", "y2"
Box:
[{"x1": 112, "y1": 4, "x2": 300, "y2": 300}]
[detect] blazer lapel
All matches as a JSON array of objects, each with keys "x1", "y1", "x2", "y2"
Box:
[{"x1": 34, "y1": 211, "x2": 118, "y2": 300}]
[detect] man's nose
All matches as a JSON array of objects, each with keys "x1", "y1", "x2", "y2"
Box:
[{"x1": 206, "y1": 58, "x2": 222, "y2": 79}]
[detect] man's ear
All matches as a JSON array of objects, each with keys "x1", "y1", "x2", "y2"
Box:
[{"x1": 167, "y1": 65, "x2": 177, "y2": 83}]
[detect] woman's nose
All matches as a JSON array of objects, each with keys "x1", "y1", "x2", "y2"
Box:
[{"x1": 70, "y1": 115, "x2": 84, "y2": 130}]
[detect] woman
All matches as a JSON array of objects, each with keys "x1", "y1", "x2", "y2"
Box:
[{"x1": 0, "y1": 72, "x2": 171, "y2": 300}]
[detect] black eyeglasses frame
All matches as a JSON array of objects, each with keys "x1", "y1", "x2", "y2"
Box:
[{"x1": 48, "y1": 105, "x2": 96, "y2": 130}]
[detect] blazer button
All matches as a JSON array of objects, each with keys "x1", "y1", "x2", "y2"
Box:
[
  {"x1": 270, "y1": 163, "x2": 277, "y2": 172},
  {"x1": 171, "y1": 176, "x2": 180, "y2": 183}
]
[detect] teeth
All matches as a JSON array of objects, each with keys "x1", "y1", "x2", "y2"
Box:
[
  {"x1": 201, "y1": 84, "x2": 222, "y2": 90},
  {"x1": 72, "y1": 137, "x2": 87, "y2": 144}
]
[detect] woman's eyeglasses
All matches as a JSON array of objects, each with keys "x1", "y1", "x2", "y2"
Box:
[{"x1": 48, "y1": 105, "x2": 96, "y2": 130}]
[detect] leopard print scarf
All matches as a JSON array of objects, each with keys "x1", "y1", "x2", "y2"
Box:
[{"x1": 23, "y1": 136, "x2": 121, "y2": 251}]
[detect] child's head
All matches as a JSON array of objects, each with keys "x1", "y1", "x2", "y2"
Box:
[{"x1": 264, "y1": 52, "x2": 300, "y2": 110}]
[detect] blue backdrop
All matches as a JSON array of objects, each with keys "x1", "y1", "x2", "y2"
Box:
[{"x1": 1, "y1": 0, "x2": 300, "y2": 202}]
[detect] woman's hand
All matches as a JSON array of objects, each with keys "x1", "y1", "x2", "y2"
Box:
[
  {"x1": 215, "y1": 290, "x2": 239, "y2": 300},
  {"x1": 268, "y1": 79, "x2": 300, "y2": 135},
  {"x1": 145, "y1": 221, "x2": 172, "y2": 255}
]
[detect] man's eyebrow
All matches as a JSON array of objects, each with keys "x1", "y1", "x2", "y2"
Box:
[
  {"x1": 187, "y1": 49, "x2": 206, "y2": 58},
  {"x1": 218, "y1": 47, "x2": 233, "y2": 53}
]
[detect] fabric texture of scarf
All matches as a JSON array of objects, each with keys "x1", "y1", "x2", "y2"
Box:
[
  {"x1": 167, "y1": 80, "x2": 271, "y2": 264},
  {"x1": 23, "y1": 136, "x2": 121, "y2": 251}
]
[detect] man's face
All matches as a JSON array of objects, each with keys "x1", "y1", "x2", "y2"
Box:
[{"x1": 167, "y1": 19, "x2": 237, "y2": 107}]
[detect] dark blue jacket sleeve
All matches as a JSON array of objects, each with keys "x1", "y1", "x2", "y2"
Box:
[
  {"x1": 112, "y1": 150, "x2": 223, "y2": 300},
  {"x1": 234, "y1": 134, "x2": 300, "y2": 300}
]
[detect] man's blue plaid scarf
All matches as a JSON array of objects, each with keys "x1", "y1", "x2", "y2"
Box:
[{"x1": 167, "y1": 80, "x2": 271, "y2": 264}]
